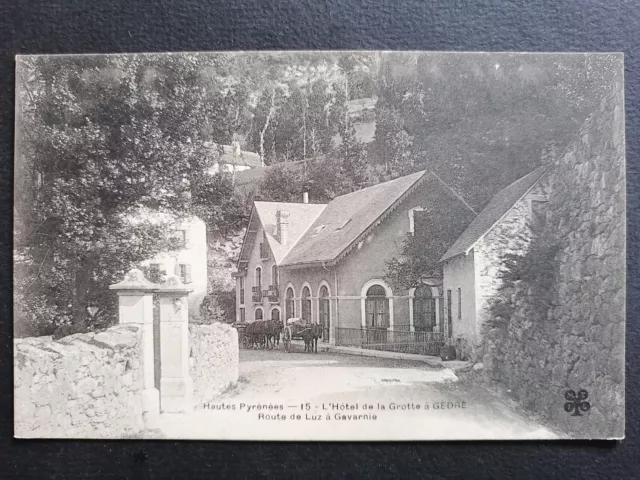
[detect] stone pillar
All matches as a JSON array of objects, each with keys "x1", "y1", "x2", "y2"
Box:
[
  {"x1": 109, "y1": 269, "x2": 160, "y2": 422},
  {"x1": 408, "y1": 289, "x2": 416, "y2": 333},
  {"x1": 387, "y1": 297, "x2": 395, "y2": 343},
  {"x1": 156, "y1": 275, "x2": 194, "y2": 413}
]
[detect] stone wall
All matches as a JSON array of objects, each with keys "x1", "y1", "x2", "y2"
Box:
[
  {"x1": 14, "y1": 324, "x2": 145, "y2": 438},
  {"x1": 481, "y1": 78, "x2": 625, "y2": 438},
  {"x1": 473, "y1": 182, "x2": 549, "y2": 349},
  {"x1": 189, "y1": 323, "x2": 239, "y2": 405}
]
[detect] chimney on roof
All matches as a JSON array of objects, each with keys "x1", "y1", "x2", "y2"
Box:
[
  {"x1": 302, "y1": 192, "x2": 309, "y2": 204},
  {"x1": 276, "y1": 210, "x2": 290, "y2": 245}
]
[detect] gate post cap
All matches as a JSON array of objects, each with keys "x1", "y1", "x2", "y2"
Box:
[{"x1": 109, "y1": 268, "x2": 158, "y2": 292}]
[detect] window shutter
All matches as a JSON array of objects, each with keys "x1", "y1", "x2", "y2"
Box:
[
  {"x1": 184, "y1": 229, "x2": 192, "y2": 249},
  {"x1": 174, "y1": 261, "x2": 181, "y2": 276},
  {"x1": 185, "y1": 264, "x2": 192, "y2": 284}
]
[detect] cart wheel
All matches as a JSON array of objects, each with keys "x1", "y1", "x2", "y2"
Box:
[{"x1": 242, "y1": 336, "x2": 250, "y2": 349}]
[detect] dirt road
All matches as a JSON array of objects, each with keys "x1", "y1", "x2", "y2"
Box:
[{"x1": 157, "y1": 348, "x2": 560, "y2": 440}]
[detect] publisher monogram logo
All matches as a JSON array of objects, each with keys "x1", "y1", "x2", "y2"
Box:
[{"x1": 564, "y1": 389, "x2": 591, "y2": 416}]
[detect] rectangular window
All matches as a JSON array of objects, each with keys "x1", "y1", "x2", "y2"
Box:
[
  {"x1": 179, "y1": 264, "x2": 192, "y2": 284},
  {"x1": 457, "y1": 287, "x2": 462, "y2": 320},
  {"x1": 239, "y1": 276, "x2": 245, "y2": 305},
  {"x1": 239, "y1": 307, "x2": 246, "y2": 323},
  {"x1": 35, "y1": 170, "x2": 44, "y2": 190},
  {"x1": 178, "y1": 230, "x2": 191, "y2": 249}
]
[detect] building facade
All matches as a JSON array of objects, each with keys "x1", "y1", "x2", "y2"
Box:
[
  {"x1": 139, "y1": 214, "x2": 208, "y2": 314},
  {"x1": 235, "y1": 170, "x2": 476, "y2": 346},
  {"x1": 440, "y1": 166, "x2": 549, "y2": 355}
]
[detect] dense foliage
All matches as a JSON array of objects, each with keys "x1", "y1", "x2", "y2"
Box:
[
  {"x1": 199, "y1": 291, "x2": 237, "y2": 325},
  {"x1": 485, "y1": 233, "x2": 562, "y2": 331}
]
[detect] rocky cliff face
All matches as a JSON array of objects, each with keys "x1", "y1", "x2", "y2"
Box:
[{"x1": 481, "y1": 77, "x2": 625, "y2": 438}]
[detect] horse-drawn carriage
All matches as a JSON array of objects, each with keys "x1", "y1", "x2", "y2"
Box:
[
  {"x1": 231, "y1": 322, "x2": 251, "y2": 348},
  {"x1": 282, "y1": 318, "x2": 323, "y2": 353},
  {"x1": 232, "y1": 320, "x2": 283, "y2": 350}
]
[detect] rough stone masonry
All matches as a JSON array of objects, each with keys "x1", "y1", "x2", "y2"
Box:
[
  {"x1": 15, "y1": 321, "x2": 240, "y2": 438},
  {"x1": 482, "y1": 75, "x2": 625, "y2": 438},
  {"x1": 189, "y1": 323, "x2": 239, "y2": 405},
  {"x1": 14, "y1": 324, "x2": 145, "y2": 438}
]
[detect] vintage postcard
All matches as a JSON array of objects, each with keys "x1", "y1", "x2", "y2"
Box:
[{"x1": 14, "y1": 51, "x2": 625, "y2": 440}]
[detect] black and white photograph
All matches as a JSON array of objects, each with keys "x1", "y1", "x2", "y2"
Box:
[{"x1": 13, "y1": 50, "x2": 625, "y2": 440}]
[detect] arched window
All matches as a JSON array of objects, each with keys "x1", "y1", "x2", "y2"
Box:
[
  {"x1": 271, "y1": 265, "x2": 279, "y2": 286},
  {"x1": 285, "y1": 287, "x2": 295, "y2": 321},
  {"x1": 365, "y1": 284, "x2": 389, "y2": 328},
  {"x1": 255, "y1": 308, "x2": 263, "y2": 321},
  {"x1": 301, "y1": 286, "x2": 312, "y2": 323},
  {"x1": 255, "y1": 267, "x2": 262, "y2": 288},
  {"x1": 319, "y1": 285, "x2": 330, "y2": 342},
  {"x1": 414, "y1": 285, "x2": 436, "y2": 332},
  {"x1": 271, "y1": 308, "x2": 280, "y2": 322}
]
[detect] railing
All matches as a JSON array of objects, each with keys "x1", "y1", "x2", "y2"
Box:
[
  {"x1": 260, "y1": 243, "x2": 270, "y2": 260},
  {"x1": 335, "y1": 327, "x2": 446, "y2": 356},
  {"x1": 267, "y1": 285, "x2": 279, "y2": 303},
  {"x1": 251, "y1": 286, "x2": 262, "y2": 303}
]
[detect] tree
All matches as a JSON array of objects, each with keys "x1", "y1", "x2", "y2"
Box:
[
  {"x1": 256, "y1": 163, "x2": 306, "y2": 203},
  {"x1": 192, "y1": 171, "x2": 249, "y2": 235},
  {"x1": 375, "y1": 98, "x2": 415, "y2": 178},
  {"x1": 306, "y1": 79, "x2": 337, "y2": 156},
  {"x1": 199, "y1": 290, "x2": 236, "y2": 324},
  {"x1": 14, "y1": 53, "x2": 235, "y2": 336},
  {"x1": 383, "y1": 179, "x2": 477, "y2": 293},
  {"x1": 257, "y1": 86, "x2": 278, "y2": 166}
]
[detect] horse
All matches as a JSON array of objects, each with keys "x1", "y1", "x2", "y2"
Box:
[
  {"x1": 300, "y1": 323, "x2": 323, "y2": 353},
  {"x1": 265, "y1": 319, "x2": 283, "y2": 349}
]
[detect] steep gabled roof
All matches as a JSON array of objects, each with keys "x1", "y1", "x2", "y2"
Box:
[
  {"x1": 280, "y1": 170, "x2": 429, "y2": 267},
  {"x1": 439, "y1": 165, "x2": 549, "y2": 263},
  {"x1": 237, "y1": 201, "x2": 326, "y2": 268},
  {"x1": 254, "y1": 202, "x2": 327, "y2": 264}
]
